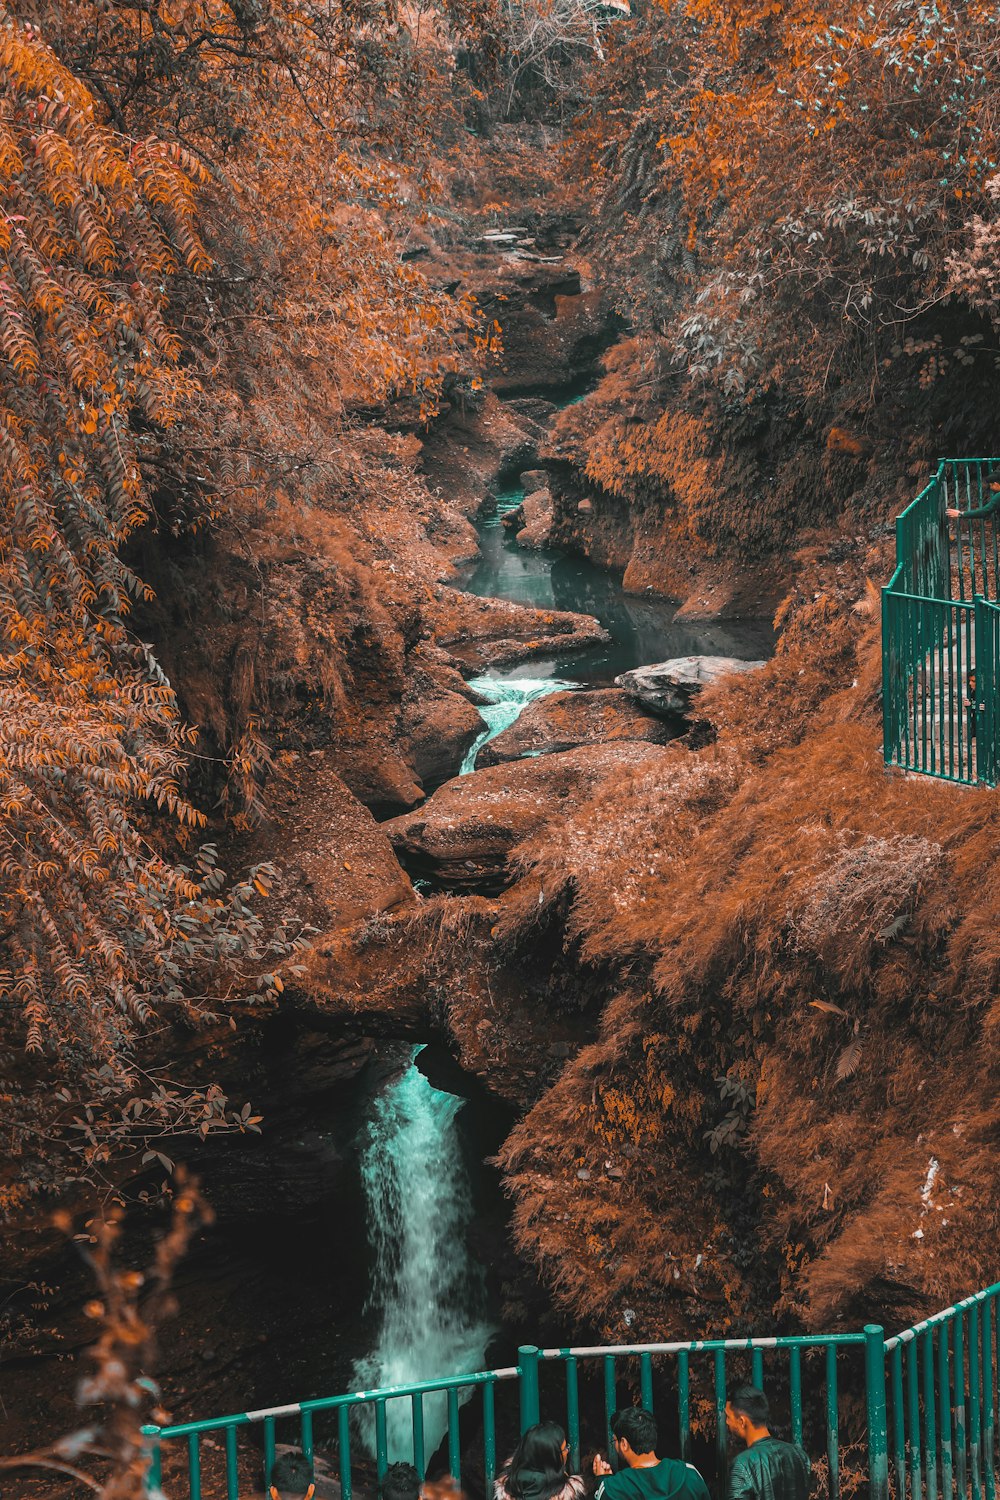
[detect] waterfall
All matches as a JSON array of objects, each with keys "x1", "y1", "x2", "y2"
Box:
[
  {"x1": 351, "y1": 1050, "x2": 494, "y2": 1464},
  {"x1": 461, "y1": 674, "x2": 577, "y2": 774}
]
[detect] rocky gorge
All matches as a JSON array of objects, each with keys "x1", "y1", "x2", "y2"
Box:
[{"x1": 9, "y1": 111, "x2": 1000, "y2": 1500}]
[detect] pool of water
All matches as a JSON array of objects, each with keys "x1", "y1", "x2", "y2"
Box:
[{"x1": 461, "y1": 482, "x2": 776, "y2": 686}]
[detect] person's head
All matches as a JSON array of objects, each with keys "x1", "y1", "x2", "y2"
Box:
[
  {"x1": 610, "y1": 1408, "x2": 658, "y2": 1465},
  {"x1": 269, "y1": 1451, "x2": 316, "y2": 1500},
  {"x1": 506, "y1": 1420, "x2": 570, "y2": 1498},
  {"x1": 382, "y1": 1462, "x2": 421, "y2": 1500},
  {"x1": 725, "y1": 1386, "x2": 771, "y2": 1446}
]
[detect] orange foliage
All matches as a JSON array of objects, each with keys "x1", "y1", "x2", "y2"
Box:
[{"x1": 497, "y1": 567, "x2": 1000, "y2": 1339}]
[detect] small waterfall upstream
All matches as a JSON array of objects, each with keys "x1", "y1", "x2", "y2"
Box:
[
  {"x1": 351, "y1": 1049, "x2": 494, "y2": 1463},
  {"x1": 461, "y1": 674, "x2": 576, "y2": 774}
]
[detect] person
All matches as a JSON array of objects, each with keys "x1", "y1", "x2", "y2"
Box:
[
  {"x1": 383, "y1": 1463, "x2": 422, "y2": 1500},
  {"x1": 592, "y1": 1408, "x2": 710, "y2": 1500},
  {"x1": 269, "y1": 1451, "x2": 316, "y2": 1500},
  {"x1": 724, "y1": 1386, "x2": 809, "y2": 1500},
  {"x1": 496, "y1": 1419, "x2": 586, "y2": 1500}
]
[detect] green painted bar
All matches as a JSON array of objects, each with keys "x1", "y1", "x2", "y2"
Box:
[
  {"x1": 752, "y1": 1348, "x2": 764, "y2": 1388},
  {"x1": 264, "y1": 1417, "x2": 277, "y2": 1498},
  {"x1": 864, "y1": 1328, "x2": 888, "y2": 1500},
  {"x1": 826, "y1": 1344, "x2": 839, "y2": 1500},
  {"x1": 520, "y1": 1346, "x2": 541, "y2": 1431},
  {"x1": 922, "y1": 1332, "x2": 937, "y2": 1500},
  {"x1": 375, "y1": 1398, "x2": 389, "y2": 1483},
  {"x1": 300, "y1": 1409, "x2": 314, "y2": 1466},
  {"x1": 188, "y1": 1433, "x2": 202, "y2": 1500},
  {"x1": 956, "y1": 1312, "x2": 969, "y2": 1500},
  {"x1": 789, "y1": 1347, "x2": 803, "y2": 1447},
  {"x1": 484, "y1": 1378, "x2": 497, "y2": 1485},
  {"x1": 641, "y1": 1352, "x2": 654, "y2": 1413},
  {"x1": 982, "y1": 1298, "x2": 995, "y2": 1500},
  {"x1": 412, "y1": 1392, "x2": 426, "y2": 1477},
  {"x1": 939, "y1": 1320, "x2": 953, "y2": 1500},
  {"x1": 715, "y1": 1349, "x2": 728, "y2": 1494},
  {"x1": 908, "y1": 1329, "x2": 923, "y2": 1500},
  {"x1": 338, "y1": 1403, "x2": 353, "y2": 1500},
  {"x1": 678, "y1": 1350, "x2": 691, "y2": 1463},
  {"x1": 566, "y1": 1356, "x2": 581, "y2": 1472},
  {"x1": 142, "y1": 1427, "x2": 162, "y2": 1497},
  {"x1": 447, "y1": 1386, "x2": 461, "y2": 1483},
  {"x1": 973, "y1": 1305, "x2": 984, "y2": 1500},
  {"x1": 604, "y1": 1355, "x2": 618, "y2": 1468},
  {"x1": 225, "y1": 1423, "x2": 239, "y2": 1500},
  {"x1": 891, "y1": 1341, "x2": 906, "y2": 1500}
]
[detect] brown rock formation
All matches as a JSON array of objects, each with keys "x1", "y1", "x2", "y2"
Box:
[
  {"x1": 478, "y1": 688, "x2": 675, "y2": 764},
  {"x1": 384, "y1": 740, "x2": 677, "y2": 891}
]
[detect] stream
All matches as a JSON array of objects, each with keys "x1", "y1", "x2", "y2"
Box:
[
  {"x1": 350, "y1": 1048, "x2": 494, "y2": 1462},
  {"x1": 351, "y1": 464, "x2": 775, "y2": 1460}
]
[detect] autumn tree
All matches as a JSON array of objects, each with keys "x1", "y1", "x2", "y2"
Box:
[
  {"x1": 0, "y1": 0, "x2": 497, "y2": 1204},
  {"x1": 556, "y1": 0, "x2": 1000, "y2": 558},
  {"x1": 0, "y1": 12, "x2": 307, "y2": 1206}
]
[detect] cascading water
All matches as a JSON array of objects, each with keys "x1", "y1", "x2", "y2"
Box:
[
  {"x1": 461, "y1": 674, "x2": 577, "y2": 774},
  {"x1": 351, "y1": 1049, "x2": 494, "y2": 1463}
]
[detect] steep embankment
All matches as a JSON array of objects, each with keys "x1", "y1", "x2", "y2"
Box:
[{"x1": 223, "y1": 132, "x2": 1000, "y2": 1349}]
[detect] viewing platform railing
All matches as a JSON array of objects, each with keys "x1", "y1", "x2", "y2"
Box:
[
  {"x1": 144, "y1": 1280, "x2": 1000, "y2": 1500},
  {"x1": 883, "y1": 458, "x2": 1000, "y2": 784}
]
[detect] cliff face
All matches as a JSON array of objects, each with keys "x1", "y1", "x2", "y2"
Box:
[
  {"x1": 307, "y1": 529, "x2": 1000, "y2": 1345},
  {"x1": 167, "y1": 129, "x2": 1000, "y2": 1352}
]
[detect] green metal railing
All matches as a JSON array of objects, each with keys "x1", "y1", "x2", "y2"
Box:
[
  {"x1": 883, "y1": 458, "x2": 1000, "y2": 784},
  {"x1": 143, "y1": 1281, "x2": 1000, "y2": 1500}
]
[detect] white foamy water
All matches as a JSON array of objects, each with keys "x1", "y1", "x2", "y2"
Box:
[
  {"x1": 460, "y1": 673, "x2": 576, "y2": 774},
  {"x1": 351, "y1": 1051, "x2": 494, "y2": 1463}
]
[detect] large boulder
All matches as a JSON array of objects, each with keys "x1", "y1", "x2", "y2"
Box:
[
  {"x1": 615, "y1": 655, "x2": 766, "y2": 717},
  {"x1": 515, "y1": 486, "x2": 554, "y2": 549},
  {"x1": 384, "y1": 740, "x2": 676, "y2": 893},
  {"x1": 479, "y1": 687, "x2": 675, "y2": 765}
]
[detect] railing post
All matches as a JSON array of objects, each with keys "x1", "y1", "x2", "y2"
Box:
[
  {"x1": 519, "y1": 1345, "x2": 540, "y2": 1432},
  {"x1": 141, "y1": 1425, "x2": 162, "y2": 1497},
  {"x1": 866, "y1": 1325, "x2": 890, "y2": 1500}
]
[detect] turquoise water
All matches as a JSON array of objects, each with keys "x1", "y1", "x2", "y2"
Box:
[
  {"x1": 350, "y1": 1048, "x2": 493, "y2": 1460},
  {"x1": 463, "y1": 483, "x2": 775, "y2": 688}
]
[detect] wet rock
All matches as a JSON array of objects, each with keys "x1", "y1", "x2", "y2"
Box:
[
  {"x1": 479, "y1": 688, "x2": 675, "y2": 765},
  {"x1": 434, "y1": 588, "x2": 609, "y2": 671},
  {"x1": 616, "y1": 655, "x2": 767, "y2": 717},
  {"x1": 399, "y1": 686, "x2": 484, "y2": 789},
  {"x1": 515, "y1": 487, "x2": 554, "y2": 549},
  {"x1": 336, "y1": 749, "x2": 425, "y2": 818},
  {"x1": 519, "y1": 468, "x2": 549, "y2": 491},
  {"x1": 384, "y1": 741, "x2": 676, "y2": 892}
]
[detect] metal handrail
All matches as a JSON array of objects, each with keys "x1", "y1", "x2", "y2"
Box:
[
  {"x1": 882, "y1": 456, "x2": 1000, "y2": 784},
  {"x1": 143, "y1": 1285, "x2": 1000, "y2": 1500}
]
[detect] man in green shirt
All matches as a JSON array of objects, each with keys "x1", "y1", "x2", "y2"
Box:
[
  {"x1": 724, "y1": 1386, "x2": 810, "y2": 1500},
  {"x1": 592, "y1": 1407, "x2": 711, "y2": 1500}
]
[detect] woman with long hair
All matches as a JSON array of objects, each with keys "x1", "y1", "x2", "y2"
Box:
[{"x1": 495, "y1": 1421, "x2": 586, "y2": 1500}]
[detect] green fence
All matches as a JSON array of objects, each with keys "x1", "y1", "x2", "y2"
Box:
[
  {"x1": 883, "y1": 459, "x2": 1000, "y2": 784},
  {"x1": 143, "y1": 1281, "x2": 1000, "y2": 1500}
]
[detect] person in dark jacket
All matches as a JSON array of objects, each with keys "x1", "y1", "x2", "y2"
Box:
[
  {"x1": 725, "y1": 1386, "x2": 809, "y2": 1500},
  {"x1": 382, "y1": 1464, "x2": 422, "y2": 1500},
  {"x1": 592, "y1": 1408, "x2": 710, "y2": 1500},
  {"x1": 269, "y1": 1452, "x2": 316, "y2": 1500},
  {"x1": 495, "y1": 1420, "x2": 586, "y2": 1500}
]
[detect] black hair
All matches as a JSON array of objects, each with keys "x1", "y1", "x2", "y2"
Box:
[
  {"x1": 504, "y1": 1419, "x2": 569, "y2": 1500},
  {"x1": 382, "y1": 1462, "x2": 421, "y2": 1500},
  {"x1": 611, "y1": 1408, "x2": 658, "y2": 1455},
  {"x1": 270, "y1": 1451, "x2": 315, "y2": 1497},
  {"x1": 727, "y1": 1385, "x2": 770, "y2": 1427}
]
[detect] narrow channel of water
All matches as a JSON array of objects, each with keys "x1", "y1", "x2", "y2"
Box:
[
  {"x1": 458, "y1": 478, "x2": 775, "y2": 769},
  {"x1": 352, "y1": 421, "x2": 777, "y2": 1444},
  {"x1": 350, "y1": 1048, "x2": 494, "y2": 1462}
]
